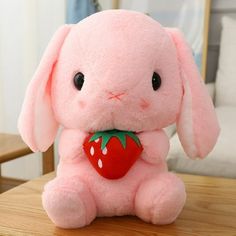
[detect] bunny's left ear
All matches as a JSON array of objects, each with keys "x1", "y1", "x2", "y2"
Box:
[
  {"x1": 18, "y1": 25, "x2": 72, "y2": 152},
  {"x1": 166, "y1": 28, "x2": 220, "y2": 159}
]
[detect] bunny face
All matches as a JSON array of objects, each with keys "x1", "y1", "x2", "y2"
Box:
[{"x1": 51, "y1": 10, "x2": 183, "y2": 132}]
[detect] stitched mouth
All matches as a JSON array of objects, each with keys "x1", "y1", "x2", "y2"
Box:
[{"x1": 107, "y1": 92, "x2": 126, "y2": 101}]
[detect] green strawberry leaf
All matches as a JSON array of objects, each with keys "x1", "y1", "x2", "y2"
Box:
[
  {"x1": 89, "y1": 132, "x2": 103, "y2": 141},
  {"x1": 114, "y1": 132, "x2": 126, "y2": 148},
  {"x1": 126, "y1": 131, "x2": 141, "y2": 147},
  {"x1": 101, "y1": 133, "x2": 111, "y2": 150},
  {"x1": 89, "y1": 129, "x2": 142, "y2": 150}
]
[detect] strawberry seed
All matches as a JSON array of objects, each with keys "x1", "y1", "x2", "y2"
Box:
[
  {"x1": 98, "y1": 159, "x2": 103, "y2": 168},
  {"x1": 90, "y1": 146, "x2": 95, "y2": 156},
  {"x1": 102, "y1": 147, "x2": 108, "y2": 155}
]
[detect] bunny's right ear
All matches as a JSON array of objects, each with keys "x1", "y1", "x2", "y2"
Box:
[
  {"x1": 166, "y1": 28, "x2": 220, "y2": 159},
  {"x1": 18, "y1": 25, "x2": 72, "y2": 152}
]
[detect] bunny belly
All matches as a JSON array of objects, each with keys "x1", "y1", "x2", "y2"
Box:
[{"x1": 57, "y1": 158, "x2": 167, "y2": 216}]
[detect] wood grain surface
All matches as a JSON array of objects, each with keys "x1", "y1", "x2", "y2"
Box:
[
  {"x1": 0, "y1": 177, "x2": 26, "y2": 193},
  {"x1": 0, "y1": 133, "x2": 54, "y2": 178},
  {"x1": 42, "y1": 145, "x2": 55, "y2": 174},
  {"x1": 0, "y1": 133, "x2": 32, "y2": 163},
  {"x1": 0, "y1": 172, "x2": 235, "y2": 236}
]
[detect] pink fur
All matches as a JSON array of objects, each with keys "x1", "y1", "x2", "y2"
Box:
[
  {"x1": 18, "y1": 25, "x2": 72, "y2": 152},
  {"x1": 166, "y1": 29, "x2": 220, "y2": 158},
  {"x1": 18, "y1": 10, "x2": 219, "y2": 228}
]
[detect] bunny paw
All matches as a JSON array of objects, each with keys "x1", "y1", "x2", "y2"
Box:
[
  {"x1": 135, "y1": 173, "x2": 186, "y2": 224},
  {"x1": 42, "y1": 177, "x2": 96, "y2": 228}
]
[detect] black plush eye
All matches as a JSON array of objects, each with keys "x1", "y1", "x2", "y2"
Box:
[
  {"x1": 152, "y1": 72, "x2": 161, "y2": 91},
  {"x1": 73, "y1": 72, "x2": 84, "y2": 90}
]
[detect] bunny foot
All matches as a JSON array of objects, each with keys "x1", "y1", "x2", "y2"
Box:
[
  {"x1": 42, "y1": 177, "x2": 96, "y2": 228},
  {"x1": 134, "y1": 172, "x2": 186, "y2": 225}
]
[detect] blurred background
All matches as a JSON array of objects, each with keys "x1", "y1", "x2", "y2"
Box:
[{"x1": 0, "y1": 0, "x2": 235, "y2": 192}]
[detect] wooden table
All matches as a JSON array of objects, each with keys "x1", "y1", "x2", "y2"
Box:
[
  {"x1": 0, "y1": 133, "x2": 54, "y2": 178},
  {"x1": 0, "y1": 173, "x2": 236, "y2": 236},
  {"x1": 0, "y1": 133, "x2": 32, "y2": 163}
]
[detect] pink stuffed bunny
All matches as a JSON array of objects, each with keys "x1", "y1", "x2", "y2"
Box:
[{"x1": 18, "y1": 10, "x2": 219, "y2": 228}]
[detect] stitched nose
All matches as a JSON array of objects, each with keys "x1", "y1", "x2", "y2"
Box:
[{"x1": 108, "y1": 92, "x2": 126, "y2": 100}]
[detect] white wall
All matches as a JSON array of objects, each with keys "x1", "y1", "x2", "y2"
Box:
[
  {"x1": 0, "y1": 0, "x2": 65, "y2": 180},
  {"x1": 207, "y1": 0, "x2": 236, "y2": 82},
  {"x1": 99, "y1": 0, "x2": 113, "y2": 10}
]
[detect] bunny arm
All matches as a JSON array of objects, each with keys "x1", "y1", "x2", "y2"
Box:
[
  {"x1": 58, "y1": 129, "x2": 88, "y2": 163},
  {"x1": 137, "y1": 130, "x2": 170, "y2": 165}
]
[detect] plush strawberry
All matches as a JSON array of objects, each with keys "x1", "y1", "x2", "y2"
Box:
[{"x1": 83, "y1": 130, "x2": 143, "y2": 179}]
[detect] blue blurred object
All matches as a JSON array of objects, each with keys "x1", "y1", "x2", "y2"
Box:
[{"x1": 66, "y1": 0, "x2": 100, "y2": 24}]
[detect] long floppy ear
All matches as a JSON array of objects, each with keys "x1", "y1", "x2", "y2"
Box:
[
  {"x1": 166, "y1": 28, "x2": 220, "y2": 159},
  {"x1": 18, "y1": 25, "x2": 72, "y2": 152}
]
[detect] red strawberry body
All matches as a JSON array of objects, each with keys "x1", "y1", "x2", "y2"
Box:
[{"x1": 83, "y1": 130, "x2": 143, "y2": 179}]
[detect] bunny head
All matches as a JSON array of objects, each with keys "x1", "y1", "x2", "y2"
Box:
[{"x1": 18, "y1": 10, "x2": 219, "y2": 159}]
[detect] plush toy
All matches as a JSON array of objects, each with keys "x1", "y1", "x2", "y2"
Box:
[{"x1": 18, "y1": 10, "x2": 220, "y2": 229}]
